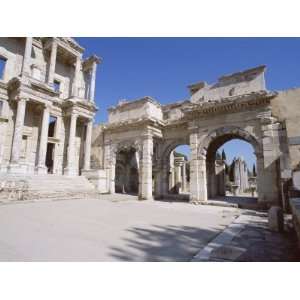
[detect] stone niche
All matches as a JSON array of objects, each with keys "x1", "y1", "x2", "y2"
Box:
[{"x1": 107, "y1": 96, "x2": 163, "y2": 124}]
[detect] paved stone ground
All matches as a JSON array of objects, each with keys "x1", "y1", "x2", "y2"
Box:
[
  {"x1": 0, "y1": 195, "x2": 239, "y2": 261},
  {"x1": 0, "y1": 194, "x2": 299, "y2": 262},
  {"x1": 192, "y1": 210, "x2": 300, "y2": 262}
]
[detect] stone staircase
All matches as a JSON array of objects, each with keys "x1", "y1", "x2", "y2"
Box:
[{"x1": 0, "y1": 174, "x2": 100, "y2": 203}]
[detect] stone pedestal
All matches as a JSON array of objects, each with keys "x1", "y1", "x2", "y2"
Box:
[{"x1": 268, "y1": 206, "x2": 284, "y2": 232}]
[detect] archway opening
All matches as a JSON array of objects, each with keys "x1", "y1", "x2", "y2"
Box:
[
  {"x1": 166, "y1": 144, "x2": 191, "y2": 201},
  {"x1": 206, "y1": 137, "x2": 258, "y2": 205},
  {"x1": 115, "y1": 147, "x2": 139, "y2": 195}
]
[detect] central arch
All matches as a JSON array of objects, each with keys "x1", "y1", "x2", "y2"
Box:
[
  {"x1": 198, "y1": 126, "x2": 262, "y2": 159},
  {"x1": 193, "y1": 126, "x2": 267, "y2": 204}
]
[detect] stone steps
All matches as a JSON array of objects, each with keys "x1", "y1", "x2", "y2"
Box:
[{"x1": 0, "y1": 174, "x2": 98, "y2": 203}]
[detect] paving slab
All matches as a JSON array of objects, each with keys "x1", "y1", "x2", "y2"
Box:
[{"x1": 0, "y1": 195, "x2": 239, "y2": 262}]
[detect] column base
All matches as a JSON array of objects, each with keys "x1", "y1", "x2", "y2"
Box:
[
  {"x1": 64, "y1": 167, "x2": 78, "y2": 177},
  {"x1": 36, "y1": 165, "x2": 48, "y2": 175},
  {"x1": 138, "y1": 195, "x2": 154, "y2": 201},
  {"x1": 7, "y1": 163, "x2": 28, "y2": 174}
]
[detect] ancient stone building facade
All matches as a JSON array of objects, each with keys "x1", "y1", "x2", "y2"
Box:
[
  {"x1": 90, "y1": 65, "x2": 300, "y2": 207},
  {"x1": 0, "y1": 37, "x2": 100, "y2": 176},
  {"x1": 233, "y1": 157, "x2": 249, "y2": 194}
]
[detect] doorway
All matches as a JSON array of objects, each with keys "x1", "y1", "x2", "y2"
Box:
[{"x1": 46, "y1": 142, "x2": 55, "y2": 174}]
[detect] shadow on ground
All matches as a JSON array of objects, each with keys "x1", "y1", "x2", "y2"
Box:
[{"x1": 108, "y1": 224, "x2": 220, "y2": 262}]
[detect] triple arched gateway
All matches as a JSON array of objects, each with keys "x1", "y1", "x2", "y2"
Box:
[{"x1": 88, "y1": 65, "x2": 297, "y2": 208}]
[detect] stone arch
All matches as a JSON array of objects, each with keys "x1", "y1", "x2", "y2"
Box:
[
  {"x1": 198, "y1": 126, "x2": 262, "y2": 160},
  {"x1": 114, "y1": 141, "x2": 140, "y2": 195},
  {"x1": 155, "y1": 137, "x2": 190, "y2": 199},
  {"x1": 194, "y1": 125, "x2": 263, "y2": 203},
  {"x1": 159, "y1": 137, "x2": 189, "y2": 165}
]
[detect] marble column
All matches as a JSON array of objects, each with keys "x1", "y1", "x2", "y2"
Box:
[
  {"x1": 47, "y1": 41, "x2": 57, "y2": 86},
  {"x1": 37, "y1": 105, "x2": 50, "y2": 174},
  {"x1": 83, "y1": 119, "x2": 93, "y2": 170},
  {"x1": 189, "y1": 132, "x2": 207, "y2": 203},
  {"x1": 10, "y1": 98, "x2": 27, "y2": 165},
  {"x1": 138, "y1": 135, "x2": 153, "y2": 200},
  {"x1": 21, "y1": 37, "x2": 32, "y2": 77},
  {"x1": 72, "y1": 56, "x2": 81, "y2": 97},
  {"x1": 182, "y1": 162, "x2": 187, "y2": 192},
  {"x1": 64, "y1": 113, "x2": 78, "y2": 176},
  {"x1": 89, "y1": 62, "x2": 97, "y2": 102}
]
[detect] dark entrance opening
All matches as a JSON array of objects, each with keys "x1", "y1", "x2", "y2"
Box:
[{"x1": 46, "y1": 142, "x2": 55, "y2": 174}]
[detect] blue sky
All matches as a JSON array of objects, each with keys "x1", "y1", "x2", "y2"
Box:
[{"x1": 76, "y1": 37, "x2": 300, "y2": 168}]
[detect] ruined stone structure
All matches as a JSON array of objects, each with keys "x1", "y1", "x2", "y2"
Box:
[
  {"x1": 169, "y1": 151, "x2": 188, "y2": 194},
  {"x1": 90, "y1": 65, "x2": 300, "y2": 207},
  {"x1": 1, "y1": 37, "x2": 300, "y2": 209},
  {"x1": 0, "y1": 37, "x2": 100, "y2": 176},
  {"x1": 233, "y1": 157, "x2": 249, "y2": 194}
]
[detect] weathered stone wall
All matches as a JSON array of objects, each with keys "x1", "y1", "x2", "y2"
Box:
[
  {"x1": 271, "y1": 88, "x2": 300, "y2": 170},
  {"x1": 91, "y1": 124, "x2": 105, "y2": 169},
  {"x1": 108, "y1": 97, "x2": 163, "y2": 124},
  {"x1": 190, "y1": 65, "x2": 266, "y2": 103},
  {"x1": 0, "y1": 38, "x2": 24, "y2": 82}
]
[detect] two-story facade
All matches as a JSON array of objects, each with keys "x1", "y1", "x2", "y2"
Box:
[{"x1": 0, "y1": 37, "x2": 100, "y2": 176}]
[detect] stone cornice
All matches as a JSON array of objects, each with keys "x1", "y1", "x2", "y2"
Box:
[
  {"x1": 30, "y1": 81, "x2": 59, "y2": 97},
  {"x1": 108, "y1": 96, "x2": 161, "y2": 113},
  {"x1": 83, "y1": 55, "x2": 102, "y2": 70},
  {"x1": 104, "y1": 117, "x2": 165, "y2": 133},
  {"x1": 62, "y1": 97, "x2": 98, "y2": 113},
  {"x1": 182, "y1": 91, "x2": 277, "y2": 119}
]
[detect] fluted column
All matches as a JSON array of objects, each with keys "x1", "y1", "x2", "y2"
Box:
[
  {"x1": 47, "y1": 41, "x2": 57, "y2": 86},
  {"x1": 138, "y1": 134, "x2": 153, "y2": 200},
  {"x1": 10, "y1": 98, "x2": 27, "y2": 165},
  {"x1": 21, "y1": 37, "x2": 33, "y2": 77},
  {"x1": 37, "y1": 105, "x2": 50, "y2": 174},
  {"x1": 83, "y1": 119, "x2": 93, "y2": 170},
  {"x1": 64, "y1": 113, "x2": 78, "y2": 176},
  {"x1": 89, "y1": 62, "x2": 97, "y2": 102},
  {"x1": 72, "y1": 56, "x2": 81, "y2": 97}
]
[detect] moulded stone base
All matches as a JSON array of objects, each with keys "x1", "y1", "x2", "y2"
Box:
[
  {"x1": 64, "y1": 167, "x2": 78, "y2": 177},
  {"x1": 7, "y1": 163, "x2": 28, "y2": 174},
  {"x1": 36, "y1": 165, "x2": 48, "y2": 175}
]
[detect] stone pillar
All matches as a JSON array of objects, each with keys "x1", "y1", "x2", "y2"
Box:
[
  {"x1": 189, "y1": 132, "x2": 207, "y2": 203},
  {"x1": 256, "y1": 121, "x2": 281, "y2": 206},
  {"x1": 10, "y1": 98, "x2": 27, "y2": 166},
  {"x1": 138, "y1": 135, "x2": 153, "y2": 200},
  {"x1": 182, "y1": 162, "x2": 187, "y2": 192},
  {"x1": 47, "y1": 41, "x2": 57, "y2": 86},
  {"x1": 174, "y1": 160, "x2": 182, "y2": 193},
  {"x1": 36, "y1": 105, "x2": 50, "y2": 174},
  {"x1": 21, "y1": 37, "x2": 32, "y2": 77},
  {"x1": 83, "y1": 119, "x2": 93, "y2": 170},
  {"x1": 104, "y1": 142, "x2": 116, "y2": 194},
  {"x1": 64, "y1": 113, "x2": 78, "y2": 176},
  {"x1": 89, "y1": 62, "x2": 97, "y2": 102},
  {"x1": 207, "y1": 160, "x2": 217, "y2": 198},
  {"x1": 72, "y1": 56, "x2": 81, "y2": 97}
]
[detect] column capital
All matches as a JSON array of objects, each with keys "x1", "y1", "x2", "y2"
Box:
[{"x1": 15, "y1": 97, "x2": 28, "y2": 103}]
